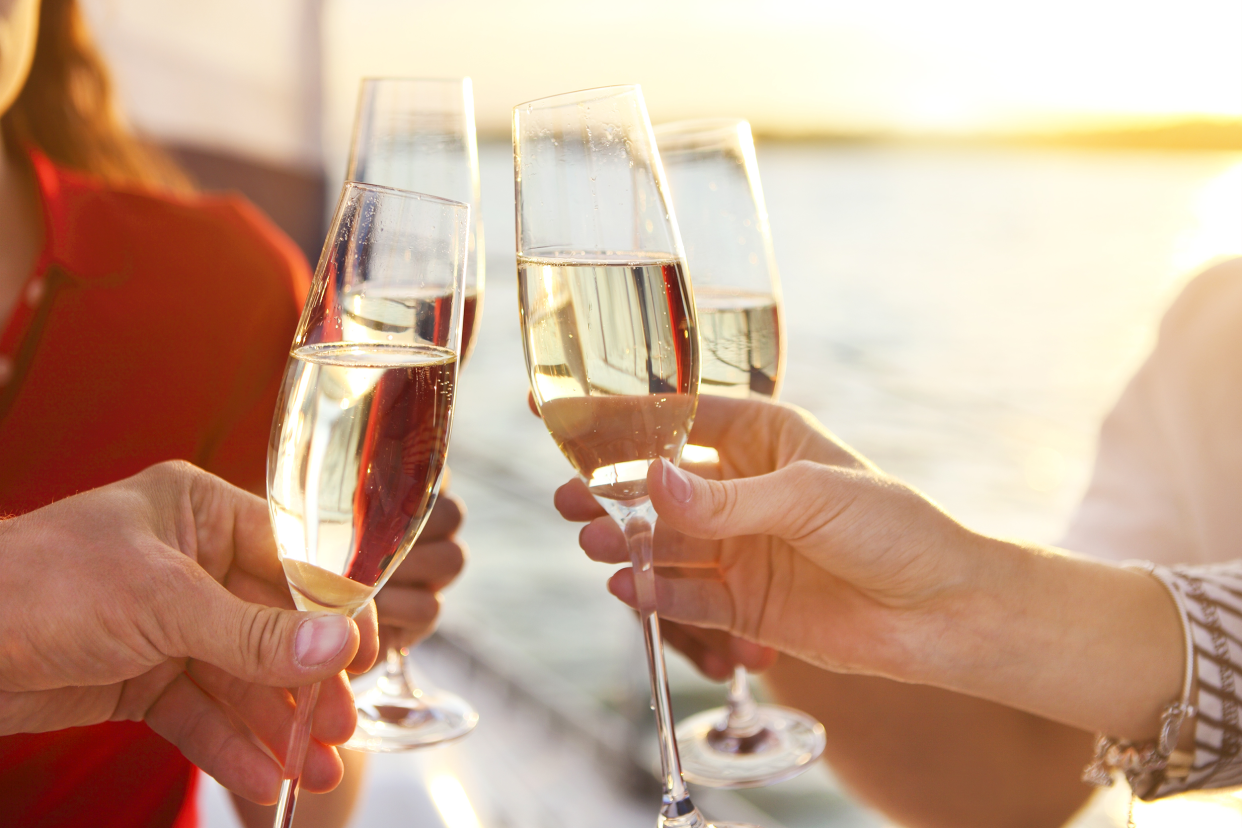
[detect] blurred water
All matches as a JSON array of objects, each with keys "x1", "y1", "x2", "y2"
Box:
[{"x1": 439, "y1": 141, "x2": 1242, "y2": 825}]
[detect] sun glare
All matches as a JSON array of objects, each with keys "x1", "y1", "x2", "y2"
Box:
[
  {"x1": 1173, "y1": 161, "x2": 1242, "y2": 275},
  {"x1": 1131, "y1": 792, "x2": 1242, "y2": 828},
  {"x1": 427, "y1": 774, "x2": 482, "y2": 828},
  {"x1": 325, "y1": 0, "x2": 1242, "y2": 138}
]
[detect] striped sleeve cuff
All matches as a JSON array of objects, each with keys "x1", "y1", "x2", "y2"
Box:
[{"x1": 1145, "y1": 563, "x2": 1242, "y2": 797}]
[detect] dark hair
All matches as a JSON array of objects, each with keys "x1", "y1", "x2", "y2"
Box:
[{"x1": 1, "y1": 0, "x2": 191, "y2": 191}]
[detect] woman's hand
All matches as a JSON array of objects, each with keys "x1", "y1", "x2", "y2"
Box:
[
  {"x1": 0, "y1": 461, "x2": 378, "y2": 803},
  {"x1": 559, "y1": 397, "x2": 1184, "y2": 741},
  {"x1": 373, "y1": 483, "x2": 466, "y2": 654},
  {"x1": 556, "y1": 396, "x2": 979, "y2": 682}
]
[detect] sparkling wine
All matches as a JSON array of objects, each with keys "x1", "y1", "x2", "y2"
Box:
[
  {"x1": 281, "y1": 558, "x2": 375, "y2": 615},
  {"x1": 518, "y1": 255, "x2": 698, "y2": 500},
  {"x1": 696, "y1": 287, "x2": 782, "y2": 400},
  {"x1": 459, "y1": 290, "x2": 481, "y2": 369},
  {"x1": 269, "y1": 342, "x2": 456, "y2": 615}
]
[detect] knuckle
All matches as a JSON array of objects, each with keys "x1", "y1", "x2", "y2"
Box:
[
  {"x1": 142, "y1": 459, "x2": 198, "y2": 487},
  {"x1": 706, "y1": 480, "x2": 738, "y2": 533},
  {"x1": 130, "y1": 554, "x2": 200, "y2": 654},
  {"x1": 238, "y1": 604, "x2": 285, "y2": 674},
  {"x1": 443, "y1": 540, "x2": 466, "y2": 576},
  {"x1": 781, "y1": 461, "x2": 837, "y2": 534},
  {"x1": 378, "y1": 590, "x2": 440, "y2": 628},
  {"x1": 422, "y1": 596, "x2": 442, "y2": 626},
  {"x1": 439, "y1": 493, "x2": 465, "y2": 526}
]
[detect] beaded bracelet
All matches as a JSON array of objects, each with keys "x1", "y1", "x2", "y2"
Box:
[{"x1": 1082, "y1": 562, "x2": 1196, "y2": 800}]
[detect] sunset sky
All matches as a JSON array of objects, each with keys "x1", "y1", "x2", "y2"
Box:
[{"x1": 84, "y1": 0, "x2": 1242, "y2": 166}]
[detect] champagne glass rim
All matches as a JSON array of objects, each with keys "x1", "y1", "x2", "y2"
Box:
[
  {"x1": 342, "y1": 180, "x2": 470, "y2": 212},
  {"x1": 513, "y1": 84, "x2": 642, "y2": 112},
  {"x1": 653, "y1": 117, "x2": 750, "y2": 136},
  {"x1": 654, "y1": 118, "x2": 755, "y2": 154}
]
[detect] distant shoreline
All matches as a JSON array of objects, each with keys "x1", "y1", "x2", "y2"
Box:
[{"x1": 479, "y1": 119, "x2": 1242, "y2": 152}]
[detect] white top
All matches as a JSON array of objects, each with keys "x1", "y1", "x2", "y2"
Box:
[
  {"x1": 1063, "y1": 257, "x2": 1242, "y2": 796},
  {"x1": 1064, "y1": 256, "x2": 1242, "y2": 566}
]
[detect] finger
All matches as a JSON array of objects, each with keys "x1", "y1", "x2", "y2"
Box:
[
  {"x1": 160, "y1": 668, "x2": 346, "y2": 798},
  {"x1": 294, "y1": 739, "x2": 346, "y2": 794},
  {"x1": 187, "y1": 661, "x2": 358, "y2": 748},
  {"x1": 554, "y1": 463, "x2": 717, "y2": 526},
  {"x1": 416, "y1": 494, "x2": 465, "y2": 542},
  {"x1": 659, "y1": 621, "x2": 736, "y2": 680},
  {"x1": 379, "y1": 625, "x2": 419, "y2": 653},
  {"x1": 348, "y1": 601, "x2": 379, "y2": 675},
  {"x1": 648, "y1": 456, "x2": 860, "y2": 543},
  {"x1": 374, "y1": 588, "x2": 440, "y2": 635},
  {"x1": 687, "y1": 397, "x2": 869, "y2": 472},
  {"x1": 145, "y1": 673, "x2": 284, "y2": 804},
  {"x1": 555, "y1": 478, "x2": 605, "y2": 521},
  {"x1": 731, "y1": 638, "x2": 779, "y2": 673},
  {"x1": 385, "y1": 540, "x2": 465, "y2": 589},
  {"x1": 660, "y1": 620, "x2": 778, "y2": 677},
  {"x1": 223, "y1": 562, "x2": 377, "y2": 674},
  {"x1": 172, "y1": 462, "x2": 283, "y2": 586},
  {"x1": 681, "y1": 458, "x2": 722, "y2": 482},
  {"x1": 151, "y1": 558, "x2": 362, "y2": 687},
  {"x1": 528, "y1": 390, "x2": 540, "y2": 417},
  {"x1": 580, "y1": 515, "x2": 723, "y2": 569},
  {"x1": 684, "y1": 397, "x2": 776, "y2": 457},
  {"x1": 580, "y1": 517, "x2": 626, "y2": 563},
  {"x1": 607, "y1": 567, "x2": 735, "y2": 632}
]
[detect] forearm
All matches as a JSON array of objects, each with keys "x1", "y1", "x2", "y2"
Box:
[
  {"x1": 928, "y1": 537, "x2": 1183, "y2": 741},
  {"x1": 764, "y1": 655, "x2": 1096, "y2": 828}
]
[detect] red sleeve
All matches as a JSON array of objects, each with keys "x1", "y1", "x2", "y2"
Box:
[{"x1": 198, "y1": 197, "x2": 312, "y2": 493}]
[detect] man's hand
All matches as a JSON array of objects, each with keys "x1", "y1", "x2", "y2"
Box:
[{"x1": 0, "y1": 461, "x2": 379, "y2": 803}]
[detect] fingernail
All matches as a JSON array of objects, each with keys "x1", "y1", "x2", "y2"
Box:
[
  {"x1": 662, "y1": 459, "x2": 693, "y2": 503},
  {"x1": 295, "y1": 615, "x2": 350, "y2": 667}
]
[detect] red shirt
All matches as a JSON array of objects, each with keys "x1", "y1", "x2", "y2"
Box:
[{"x1": 0, "y1": 150, "x2": 310, "y2": 826}]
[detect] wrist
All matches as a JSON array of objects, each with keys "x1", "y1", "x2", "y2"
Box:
[{"x1": 932, "y1": 540, "x2": 1184, "y2": 740}]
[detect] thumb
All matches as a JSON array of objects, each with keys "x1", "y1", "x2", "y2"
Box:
[
  {"x1": 649, "y1": 456, "x2": 844, "y2": 543},
  {"x1": 161, "y1": 567, "x2": 360, "y2": 686}
]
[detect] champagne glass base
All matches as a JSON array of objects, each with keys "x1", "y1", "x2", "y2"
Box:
[
  {"x1": 661, "y1": 815, "x2": 759, "y2": 828},
  {"x1": 675, "y1": 704, "x2": 826, "y2": 788},
  {"x1": 344, "y1": 687, "x2": 478, "y2": 752}
]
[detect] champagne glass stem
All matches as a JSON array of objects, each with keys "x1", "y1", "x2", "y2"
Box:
[
  {"x1": 620, "y1": 498, "x2": 706, "y2": 827},
  {"x1": 377, "y1": 645, "x2": 419, "y2": 698},
  {"x1": 274, "y1": 681, "x2": 322, "y2": 828},
  {"x1": 724, "y1": 667, "x2": 762, "y2": 736}
]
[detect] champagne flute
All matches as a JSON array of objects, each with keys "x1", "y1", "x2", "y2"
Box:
[
  {"x1": 266, "y1": 182, "x2": 469, "y2": 826},
  {"x1": 514, "y1": 85, "x2": 756, "y2": 828},
  {"x1": 347, "y1": 77, "x2": 484, "y2": 363},
  {"x1": 342, "y1": 76, "x2": 481, "y2": 751},
  {"x1": 654, "y1": 119, "x2": 826, "y2": 788}
]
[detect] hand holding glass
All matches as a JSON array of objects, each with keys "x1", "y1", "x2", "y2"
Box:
[
  {"x1": 266, "y1": 183, "x2": 468, "y2": 825},
  {"x1": 514, "y1": 85, "x2": 756, "y2": 828},
  {"x1": 654, "y1": 119, "x2": 825, "y2": 788}
]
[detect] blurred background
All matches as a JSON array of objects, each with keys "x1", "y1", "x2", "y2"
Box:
[{"x1": 79, "y1": 0, "x2": 1241, "y2": 825}]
